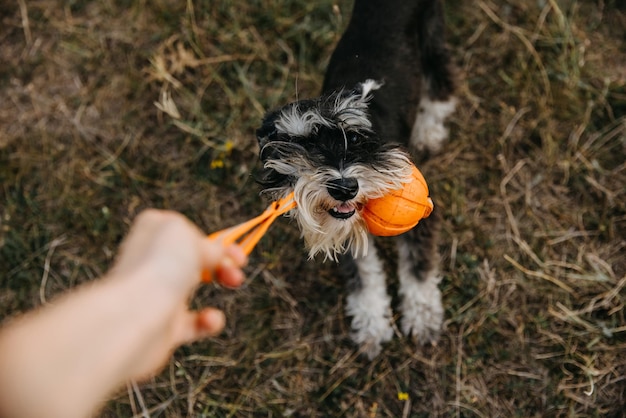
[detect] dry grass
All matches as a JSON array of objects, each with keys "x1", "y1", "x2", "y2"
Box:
[{"x1": 1, "y1": 0, "x2": 625, "y2": 416}]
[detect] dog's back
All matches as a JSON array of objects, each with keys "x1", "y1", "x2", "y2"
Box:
[{"x1": 322, "y1": 0, "x2": 455, "y2": 151}]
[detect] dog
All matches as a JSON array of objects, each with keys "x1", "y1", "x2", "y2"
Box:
[{"x1": 255, "y1": 0, "x2": 456, "y2": 358}]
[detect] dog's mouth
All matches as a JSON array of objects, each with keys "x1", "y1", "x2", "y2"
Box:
[{"x1": 328, "y1": 202, "x2": 359, "y2": 220}]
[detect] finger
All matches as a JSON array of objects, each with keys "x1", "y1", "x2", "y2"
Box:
[
  {"x1": 224, "y1": 244, "x2": 247, "y2": 267},
  {"x1": 199, "y1": 239, "x2": 227, "y2": 283},
  {"x1": 199, "y1": 239, "x2": 228, "y2": 273},
  {"x1": 215, "y1": 258, "x2": 246, "y2": 288},
  {"x1": 171, "y1": 308, "x2": 226, "y2": 348},
  {"x1": 196, "y1": 308, "x2": 226, "y2": 337},
  {"x1": 200, "y1": 242, "x2": 247, "y2": 284}
]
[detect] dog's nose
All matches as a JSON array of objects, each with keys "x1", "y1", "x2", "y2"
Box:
[{"x1": 327, "y1": 177, "x2": 359, "y2": 201}]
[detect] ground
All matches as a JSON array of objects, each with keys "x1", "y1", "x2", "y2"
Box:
[{"x1": 1, "y1": 0, "x2": 625, "y2": 416}]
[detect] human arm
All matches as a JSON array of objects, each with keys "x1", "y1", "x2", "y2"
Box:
[{"x1": 0, "y1": 210, "x2": 246, "y2": 418}]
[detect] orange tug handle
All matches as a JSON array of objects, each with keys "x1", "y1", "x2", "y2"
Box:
[{"x1": 202, "y1": 192, "x2": 296, "y2": 282}]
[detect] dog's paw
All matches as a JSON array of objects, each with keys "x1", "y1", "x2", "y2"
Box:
[
  {"x1": 399, "y1": 278, "x2": 444, "y2": 345},
  {"x1": 346, "y1": 290, "x2": 393, "y2": 359},
  {"x1": 350, "y1": 313, "x2": 394, "y2": 359}
]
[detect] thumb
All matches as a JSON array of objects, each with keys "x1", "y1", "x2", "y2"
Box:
[
  {"x1": 180, "y1": 308, "x2": 226, "y2": 344},
  {"x1": 196, "y1": 308, "x2": 226, "y2": 337}
]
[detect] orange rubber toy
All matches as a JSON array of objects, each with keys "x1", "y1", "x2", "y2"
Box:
[{"x1": 361, "y1": 164, "x2": 433, "y2": 236}]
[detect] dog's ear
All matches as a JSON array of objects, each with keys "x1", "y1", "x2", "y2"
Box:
[{"x1": 256, "y1": 110, "x2": 280, "y2": 150}]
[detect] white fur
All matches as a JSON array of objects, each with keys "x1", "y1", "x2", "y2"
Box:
[
  {"x1": 346, "y1": 238, "x2": 393, "y2": 359},
  {"x1": 410, "y1": 96, "x2": 457, "y2": 153},
  {"x1": 359, "y1": 79, "x2": 383, "y2": 99},
  {"x1": 274, "y1": 80, "x2": 382, "y2": 139},
  {"x1": 397, "y1": 240, "x2": 443, "y2": 343},
  {"x1": 263, "y1": 149, "x2": 412, "y2": 260},
  {"x1": 275, "y1": 106, "x2": 332, "y2": 137}
]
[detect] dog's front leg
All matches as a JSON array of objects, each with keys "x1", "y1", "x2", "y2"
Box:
[
  {"x1": 395, "y1": 212, "x2": 444, "y2": 345},
  {"x1": 341, "y1": 238, "x2": 393, "y2": 359}
]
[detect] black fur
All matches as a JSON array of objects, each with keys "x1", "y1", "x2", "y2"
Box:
[
  {"x1": 323, "y1": 0, "x2": 455, "y2": 147},
  {"x1": 255, "y1": 0, "x2": 455, "y2": 357},
  {"x1": 256, "y1": 89, "x2": 408, "y2": 196}
]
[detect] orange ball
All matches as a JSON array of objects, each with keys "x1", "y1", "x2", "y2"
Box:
[{"x1": 362, "y1": 164, "x2": 434, "y2": 236}]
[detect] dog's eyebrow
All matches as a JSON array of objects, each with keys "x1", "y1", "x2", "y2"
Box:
[
  {"x1": 329, "y1": 85, "x2": 378, "y2": 132},
  {"x1": 275, "y1": 106, "x2": 332, "y2": 137}
]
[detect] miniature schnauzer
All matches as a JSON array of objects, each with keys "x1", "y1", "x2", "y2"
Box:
[{"x1": 256, "y1": 0, "x2": 456, "y2": 358}]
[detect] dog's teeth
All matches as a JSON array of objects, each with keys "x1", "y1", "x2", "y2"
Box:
[
  {"x1": 329, "y1": 203, "x2": 356, "y2": 219},
  {"x1": 334, "y1": 203, "x2": 353, "y2": 213}
]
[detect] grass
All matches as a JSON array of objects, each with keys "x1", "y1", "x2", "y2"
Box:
[{"x1": 1, "y1": 0, "x2": 625, "y2": 416}]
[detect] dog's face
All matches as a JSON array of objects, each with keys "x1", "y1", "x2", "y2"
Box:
[{"x1": 256, "y1": 80, "x2": 412, "y2": 260}]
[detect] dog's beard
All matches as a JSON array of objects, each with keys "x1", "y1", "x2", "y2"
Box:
[{"x1": 262, "y1": 148, "x2": 412, "y2": 261}]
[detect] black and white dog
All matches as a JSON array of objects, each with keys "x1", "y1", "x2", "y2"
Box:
[{"x1": 256, "y1": 0, "x2": 456, "y2": 358}]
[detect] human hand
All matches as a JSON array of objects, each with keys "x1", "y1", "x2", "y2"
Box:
[
  {"x1": 113, "y1": 209, "x2": 247, "y2": 290},
  {"x1": 0, "y1": 209, "x2": 249, "y2": 418},
  {"x1": 109, "y1": 209, "x2": 247, "y2": 380}
]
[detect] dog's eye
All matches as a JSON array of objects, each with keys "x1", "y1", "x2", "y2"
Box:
[{"x1": 348, "y1": 133, "x2": 360, "y2": 144}]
